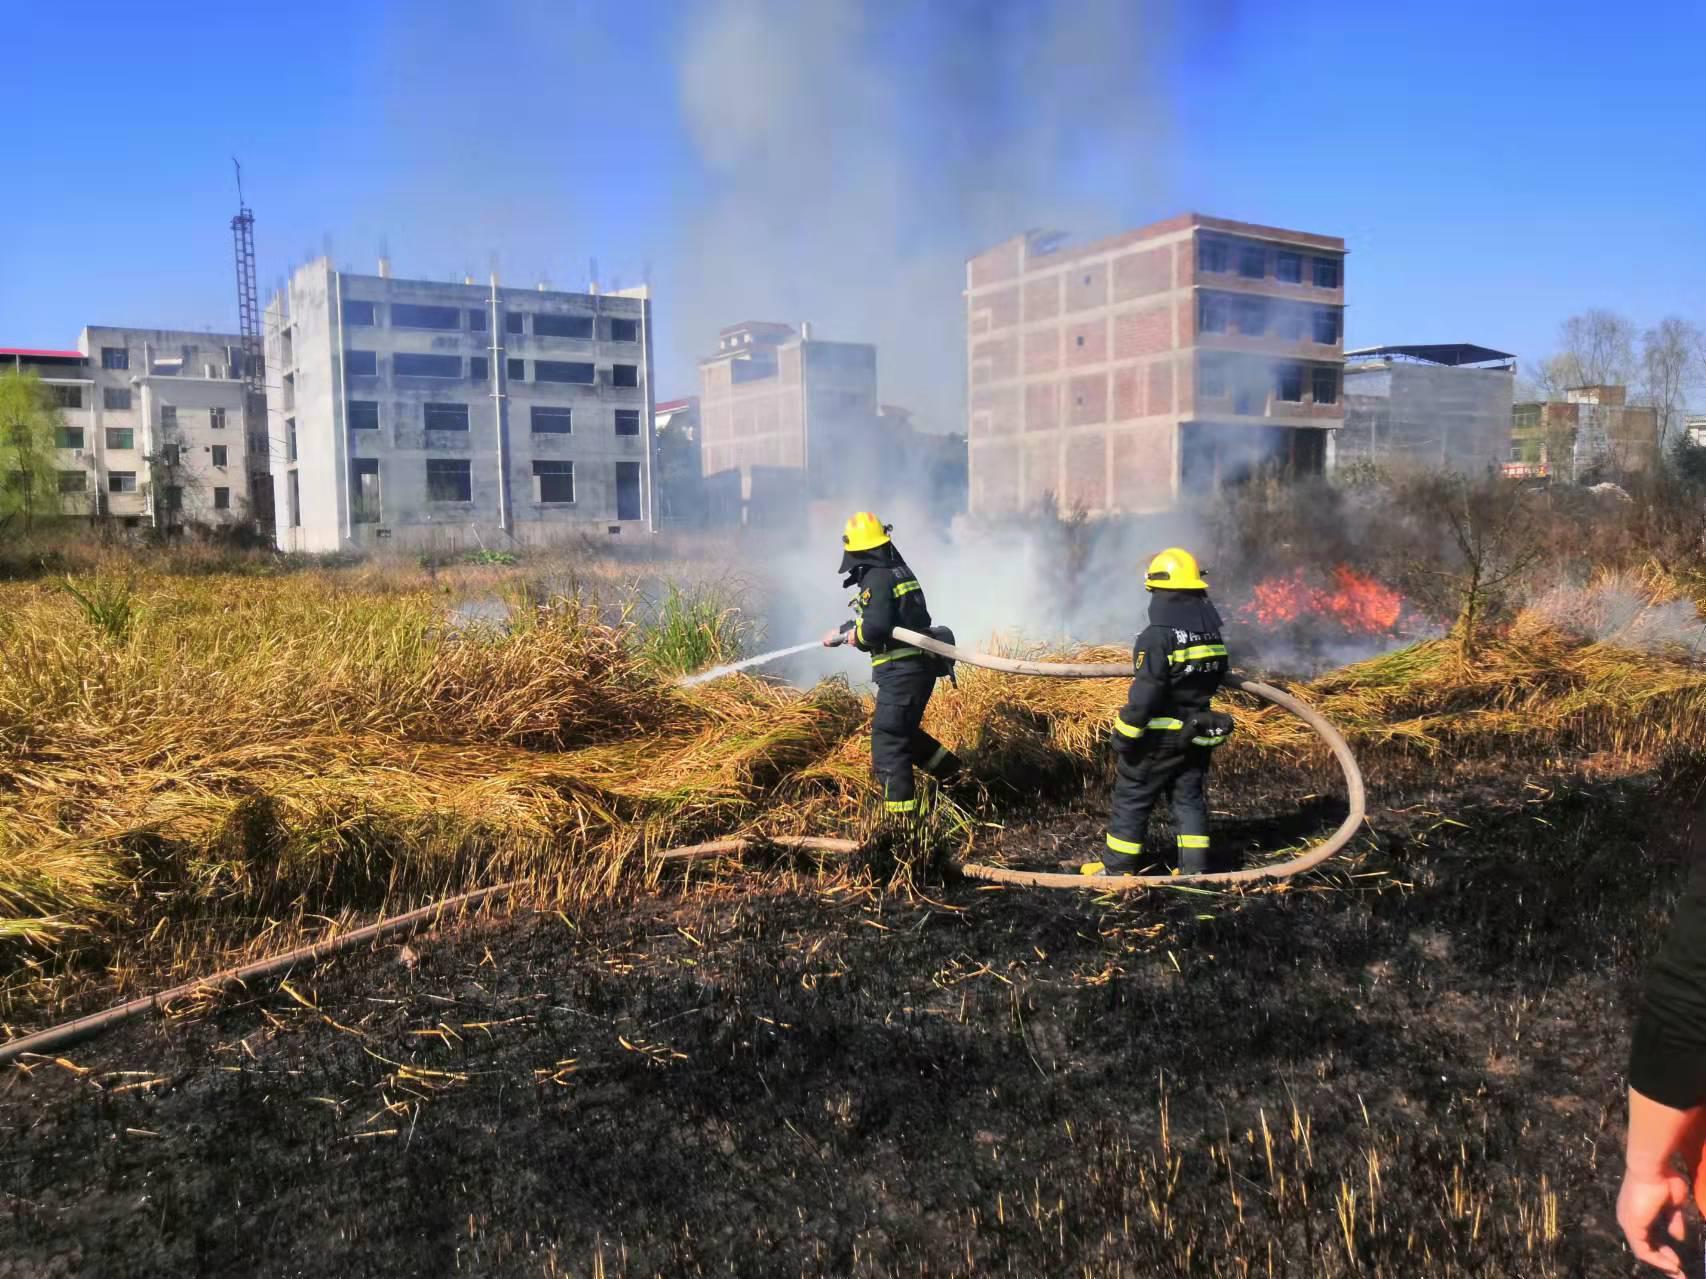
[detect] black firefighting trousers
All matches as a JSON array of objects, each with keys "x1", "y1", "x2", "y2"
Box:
[
  {"x1": 871, "y1": 660, "x2": 960, "y2": 813},
  {"x1": 1105, "y1": 738, "x2": 1213, "y2": 871}
]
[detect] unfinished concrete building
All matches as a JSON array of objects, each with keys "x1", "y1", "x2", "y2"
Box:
[
  {"x1": 964, "y1": 213, "x2": 1346, "y2": 515},
  {"x1": 1339, "y1": 344, "x2": 1515, "y2": 473},
  {"x1": 697, "y1": 321, "x2": 880, "y2": 523},
  {"x1": 1508, "y1": 385, "x2": 1658, "y2": 481},
  {"x1": 266, "y1": 260, "x2": 655, "y2": 553},
  {"x1": 6, "y1": 328, "x2": 260, "y2": 531}
]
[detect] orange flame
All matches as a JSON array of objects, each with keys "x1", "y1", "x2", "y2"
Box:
[{"x1": 1241, "y1": 566, "x2": 1403, "y2": 635}]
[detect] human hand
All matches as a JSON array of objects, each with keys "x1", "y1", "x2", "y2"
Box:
[{"x1": 1617, "y1": 1166, "x2": 1691, "y2": 1277}]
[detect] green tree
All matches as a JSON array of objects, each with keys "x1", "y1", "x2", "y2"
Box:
[{"x1": 0, "y1": 369, "x2": 66, "y2": 534}]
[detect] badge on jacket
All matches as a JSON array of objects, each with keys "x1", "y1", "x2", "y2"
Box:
[
  {"x1": 1134, "y1": 651, "x2": 1144, "y2": 670},
  {"x1": 861, "y1": 589, "x2": 871, "y2": 604}
]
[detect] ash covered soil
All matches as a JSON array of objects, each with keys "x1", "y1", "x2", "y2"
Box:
[{"x1": 1, "y1": 754, "x2": 1688, "y2": 1278}]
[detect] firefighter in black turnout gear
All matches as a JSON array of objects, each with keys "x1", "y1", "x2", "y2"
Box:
[
  {"x1": 822, "y1": 512, "x2": 962, "y2": 816},
  {"x1": 1082, "y1": 547, "x2": 1235, "y2": 878}
]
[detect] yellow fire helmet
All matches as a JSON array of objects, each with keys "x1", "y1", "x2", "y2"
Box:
[
  {"x1": 1145, "y1": 547, "x2": 1208, "y2": 592},
  {"x1": 842, "y1": 511, "x2": 893, "y2": 552}
]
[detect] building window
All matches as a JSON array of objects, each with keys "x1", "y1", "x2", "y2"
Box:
[
  {"x1": 1276, "y1": 363, "x2": 1304, "y2": 402},
  {"x1": 469, "y1": 356, "x2": 489, "y2": 381},
  {"x1": 505, "y1": 312, "x2": 525, "y2": 336},
  {"x1": 534, "y1": 313, "x2": 593, "y2": 339},
  {"x1": 351, "y1": 458, "x2": 380, "y2": 523},
  {"x1": 615, "y1": 408, "x2": 641, "y2": 436},
  {"x1": 287, "y1": 471, "x2": 301, "y2": 528},
  {"x1": 1234, "y1": 297, "x2": 1267, "y2": 337},
  {"x1": 533, "y1": 459, "x2": 574, "y2": 503},
  {"x1": 59, "y1": 471, "x2": 86, "y2": 493},
  {"x1": 1275, "y1": 251, "x2": 1302, "y2": 284},
  {"x1": 609, "y1": 317, "x2": 639, "y2": 343},
  {"x1": 342, "y1": 299, "x2": 377, "y2": 326},
  {"x1": 346, "y1": 349, "x2": 378, "y2": 376},
  {"x1": 612, "y1": 364, "x2": 639, "y2": 388},
  {"x1": 535, "y1": 360, "x2": 595, "y2": 384},
  {"x1": 210, "y1": 406, "x2": 227, "y2": 430},
  {"x1": 1274, "y1": 304, "x2": 1305, "y2": 341},
  {"x1": 424, "y1": 403, "x2": 470, "y2": 431},
  {"x1": 1311, "y1": 366, "x2": 1339, "y2": 404},
  {"x1": 56, "y1": 426, "x2": 84, "y2": 449},
  {"x1": 108, "y1": 471, "x2": 137, "y2": 493},
  {"x1": 287, "y1": 419, "x2": 297, "y2": 463},
  {"x1": 101, "y1": 347, "x2": 129, "y2": 370},
  {"x1": 531, "y1": 407, "x2": 572, "y2": 434},
  {"x1": 1313, "y1": 257, "x2": 1341, "y2": 289},
  {"x1": 1199, "y1": 357, "x2": 1227, "y2": 398},
  {"x1": 50, "y1": 384, "x2": 83, "y2": 410},
  {"x1": 161, "y1": 443, "x2": 183, "y2": 466},
  {"x1": 159, "y1": 404, "x2": 177, "y2": 428},
  {"x1": 161, "y1": 485, "x2": 183, "y2": 511},
  {"x1": 615, "y1": 461, "x2": 642, "y2": 521},
  {"x1": 106, "y1": 427, "x2": 134, "y2": 450},
  {"x1": 391, "y1": 303, "x2": 461, "y2": 330},
  {"x1": 1238, "y1": 245, "x2": 1265, "y2": 279},
  {"x1": 507, "y1": 358, "x2": 526, "y2": 381},
  {"x1": 103, "y1": 386, "x2": 131, "y2": 411},
  {"x1": 214, "y1": 486, "x2": 230, "y2": 510},
  {"x1": 1312, "y1": 307, "x2": 1340, "y2": 344},
  {"x1": 1198, "y1": 240, "x2": 1229, "y2": 273},
  {"x1": 348, "y1": 401, "x2": 379, "y2": 430},
  {"x1": 426, "y1": 458, "x2": 472, "y2": 502},
  {"x1": 211, "y1": 445, "x2": 229, "y2": 467},
  {"x1": 394, "y1": 352, "x2": 462, "y2": 378},
  {"x1": 469, "y1": 309, "x2": 488, "y2": 332},
  {"x1": 1197, "y1": 294, "x2": 1228, "y2": 335}
]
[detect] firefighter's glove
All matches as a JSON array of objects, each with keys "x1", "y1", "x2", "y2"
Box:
[{"x1": 1189, "y1": 711, "x2": 1235, "y2": 749}]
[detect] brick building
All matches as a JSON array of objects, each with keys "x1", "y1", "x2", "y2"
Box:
[
  {"x1": 964, "y1": 214, "x2": 1346, "y2": 515},
  {"x1": 1507, "y1": 385, "x2": 1658, "y2": 482}
]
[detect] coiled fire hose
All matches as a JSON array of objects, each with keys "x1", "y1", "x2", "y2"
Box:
[{"x1": 0, "y1": 636, "x2": 1362, "y2": 1064}]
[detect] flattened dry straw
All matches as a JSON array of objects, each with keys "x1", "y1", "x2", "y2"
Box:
[{"x1": 1, "y1": 569, "x2": 1703, "y2": 986}]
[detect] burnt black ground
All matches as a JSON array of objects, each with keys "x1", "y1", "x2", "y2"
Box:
[{"x1": 0, "y1": 752, "x2": 1692, "y2": 1278}]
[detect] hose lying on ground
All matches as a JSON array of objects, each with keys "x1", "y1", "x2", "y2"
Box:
[
  {"x1": 1, "y1": 639, "x2": 1362, "y2": 1062},
  {"x1": 888, "y1": 626, "x2": 1366, "y2": 892}
]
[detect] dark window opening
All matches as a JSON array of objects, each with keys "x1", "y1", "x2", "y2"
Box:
[
  {"x1": 108, "y1": 471, "x2": 137, "y2": 493},
  {"x1": 533, "y1": 459, "x2": 574, "y2": 503},
  {"x1": 1180, "y1": 423, "x2": 1327, "y2": 495},
  {"x1": 612, "y1": 364, "x2": 639, "y2": 388},
  {"x1": 347, "y1": 400, "x2": 379, "y2": 430},
  {"x1": 615, "y1": 409, "x2": 641, "y2": 436},
  {"x1": 160, "y1": 443, "x2": 182, "y2": 466},
  {"x1": 609, "y1": 317, "x2": 639, "y2": 343},
  {"x1": 1234, "y1": 297, "x2": 1266, "y2": 337},
  {"x1": 286, "y1": 419, "x2": 297, "y2": 463},
  {"x1": 1198, "y1": 357, "x2": 1227, "y2": 399},
  {"x1": 352, "y1": 458, "x2": 381, "y2": 523},
  {"x1": 287, "y1": 471, "x2": 301, "y2": 527},
  {"x1": 1311, "y1": 366, "x2": 1339, "y2": 405},
  {"x1": 1237, "y1": 246, "x2": 1265, "y2": 279},
  {"x1": 50, "y1": 384, "x2": 83, "y2": 410},
  {"x1": 1075, "y1": 334, "x2": 1085, "y2": 347},
  {"x1": 103, "y1": 386, "x2": 131, "y2": 411},
  {"x1": 159, "y1": 404, "x2": 177, "y2": 428},
  {"x1": 160, "y1": 485, "x2": 183, "y2": 511},
  {"x1": 214, "y1": 486, "x2": 231, "y2": 510},
  {"x1": 469, "y1": 308, "x2": 488, "y2": 332},
  {"x1": 1276, "y1": 363, "x2": 1304, "y2": 403},
  {"x1": 424, "y1": 403, "x2": 470, "y2": 431},
  {"x1": 346, "y1": 349, "x2": 378, "y2": 376},
  {"x1": 394, "y1": 352, "x2": 462, "y2": 378},
  {"x1": 531, "y1": 407, "x2": 572, "y2": 434},
  {"x1": 342, "y1": 299, "x2": 377, "y2": 326},
  {"x1": 615, "y1": 461, "x2": 642, "y2": 521},
  {"x1": 101, "y1": 347, "x2": 129, "y2": 370},
  {"x1": 1311, "y1": 307, "x2": 1340, "y2": 345},
  {"x1": 210, "y1": 406, "x2": 226, "y2": 430},
  {"x1": 106, "y1": 427, "x2": 134, "y2": 450},
  {"x1": 505, "y1": 312, "x2": 525, "y2": 335},
  {"x1": 535, "y1": 360, "x2": 595, "y2": 384},
  {"x1": 534, "y1": 313, "x2": 594, "y2": 339},
  {"x1": 1313, "y1": 257, "x2": 1341, "y2": 289},
  {"x1": 1275, "y1": 252, "x2": 1302, "y2": 284},
  {"x1": 59, "y1": 470, "x2": 86, "y2": 493},
  {"x1": 1198, "y1": 240, "x2": 1229, "y2": 273},
  {"x1": 1274, "y1": 304, "x2": 1305, "y2": 341},
  {"x1": 427, "y1": 458, "x2": 472, "y2": 502},
  {"x1": 1197, "y1": 294, "x2": 1228, "y2": 335},
  {"x1": 211, "y1": 445, "x2": 229, "y2": 467},
  {"x1": 391, "y1": 302, "x2": 460, "y2": 330},
  {"x1": 469, "y1": 356, "x2": 489, "y2": 381},
  {"x1": 56, "y1": 426, "x2": 84, "y2": 449},
  {"x1": 507, "y1": 358, "x2": 526, "y2": 381}
]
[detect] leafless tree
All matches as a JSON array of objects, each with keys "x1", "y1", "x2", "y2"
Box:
[
  {"x1": 1545, "y1": 309, "x2": 1638, "y2": 391},
  {"x1": 1639, "y1": 315, "x2": 1705, "y2": 451}
]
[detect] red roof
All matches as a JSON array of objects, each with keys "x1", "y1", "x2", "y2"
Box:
[
  {"x1": 654, "y1": 397, "x2": 697, "y2": 413},
  {"x1": 0, "y1": 347, "x2": 83, "y2": 360}
]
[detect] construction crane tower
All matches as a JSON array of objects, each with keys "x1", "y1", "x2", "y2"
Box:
[{"x1": 230, "y1": 159, "x2": 274, "y2": 535}]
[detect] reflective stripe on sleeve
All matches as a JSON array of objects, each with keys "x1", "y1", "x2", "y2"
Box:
[
  {"x1": 1146, "y1": 717, "x2": 1184, "y2": 730},
  {"x1": 1112, "y1": 715, "x2": 1144, "y2": 739},
  {"x1": 1191, "y1": 734, "x2": 1228, "y2": 747},
  {"x1": 892, "y1": 579, "x2": 922, "y2": 598},
  {"x1": 1168, "y1": 644, "x2": 1228, "y2": 664}
]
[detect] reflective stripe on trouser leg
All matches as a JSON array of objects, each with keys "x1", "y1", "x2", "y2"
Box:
[
  {"x1": 1106, "y1": 834, "x2": 1143, "y2": 856},
  {"x1": 871, "y1": 665, "x2": 934, "y2": 813},
  {"x1": 1177, "y1": 835, "x2": 1210, "y2": 850},
  {"x1": 923, "y1": 744, "x2": 949, "y2": 771}
]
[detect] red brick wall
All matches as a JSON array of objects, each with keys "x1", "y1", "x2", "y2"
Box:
[
  {"x1": 1024, "y1": 328, "x2": 1060, "y2": 375},
  {"x1": 1024, "y1": 277, "x2": 1061, "y2": 323},
  {"x1": 971, "y1": 335, "x2": 1017, "y2": 383},
  {"x1": 1065, "y1": 318, "x2": 1108, "y2": 367},
  {"x1": 1112, "y1": 248, "x2": 1170, "y2": 302},
  {"x1": 1111, "y1": 425, "x2": 1175, "y2": 509},
  {"x1": 1023, "y1": 439, "x2": 1059, "y2": 507},
  {"x1": 1147, "y1": 361, "x2": 1173, "y2": 416},
  {"x1": 1025, "y1": 381, "x2": 1059, "y2": 432},
  {"x1": 1064, "y1": 434, "x2": 1107, "y2": 510},
  {"x1": 970, "y1": 385, "x2": 1020, "y2": 437},
  {"x1": 1068, "y1": 374, "x2": 1108, "y2": 426},
  {"x1": 969, "y1": 240, "x2": 1022, "y2": 288},
  {"x1": 1064, "y1": 262, "x2": 1108, "y2": 312},
  {"x1": 973, "y1": 442, "x2": 1020, "y2": 511},
  {"x1": 1112, "y1": 366, "x2": 1141, "y2": 421},
  {"x1": 1112, "y1": 305, "x2": 1171, "y2": 361}
]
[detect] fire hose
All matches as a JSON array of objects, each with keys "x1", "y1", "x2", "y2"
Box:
[{"x1": 0, "y1": 638, "x2": 1362, "y2": 1064}]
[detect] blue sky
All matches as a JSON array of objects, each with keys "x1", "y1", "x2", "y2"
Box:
[{"x1": 2, "y1": 0, "x2": 1701, "y2": 420}]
